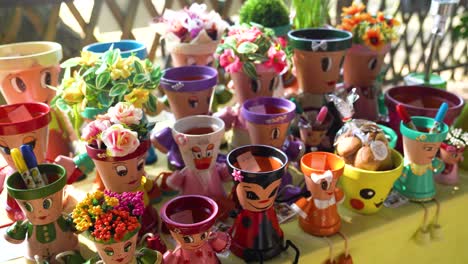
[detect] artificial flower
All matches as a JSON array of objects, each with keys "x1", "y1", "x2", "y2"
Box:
[
  {"x1": 81, "y1": 118, "x2": 112, "y2": 143},
  {"x1": 124, "y1": 88, "x2": 149, "y2": 108},
  {"x1": 101, "y1": 124, "x2": 140, "y2": 157},
  {"x1": 62, "y1": 84, "x2": 84, "y2": 104},
  {"x1": 107, "y1": 102, "x2": 143, "y2": 126},
  {"x1": 219, "y1": 49, "x2": 243, "y2": 73},
  {"x1": 264, "y1": 46, "x2": 287, "y2": 74},
  {"x1": 363, "y1": 28, "x2": 385, "y2": 50},
  {"x1": 79, "y1": 51, "x2": 99, "y2": 66},
  {"x1": 342, "y1": 3, "x2": 366, "y2": 16}
]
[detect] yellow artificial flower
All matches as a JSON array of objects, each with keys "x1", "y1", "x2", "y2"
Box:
[
  {"x1": 124, "y1": 88, "x2": 149, "y2": 108},
  {"x1": 363, "y1": 28, "x2": 386, "y2": 50},
  {"x1": 105, "y1": 196, "x2": 119, "y2": 207},
  {"x1": 62, "y1": 84, "x2": 84, "y2": 104},
  {"x1": 79, "y1": 51, "x2": 99, "y2": 66},
  {"x1": 110, "y1": 57, "x2": 133, "y2": 80}
]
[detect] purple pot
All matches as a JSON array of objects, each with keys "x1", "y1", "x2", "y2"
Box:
[
  {"x1": 385, "y1": 85, "x2": 464, "y2": 150},
  {"x1": 161, "y1": 65, "x2": 218, "y2": 119}
]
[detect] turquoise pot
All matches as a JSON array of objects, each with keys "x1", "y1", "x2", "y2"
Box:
[
  {"x1": 378, "y1": 124, "x2": 397, "y2": 149},
  {"x1": 393, "y1": 116, "x2": 448, "y2": 201}
]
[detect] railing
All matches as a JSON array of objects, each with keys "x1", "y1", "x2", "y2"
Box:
[{"x1": 0, "y1": 0, "x2": 466, "y2": 85}]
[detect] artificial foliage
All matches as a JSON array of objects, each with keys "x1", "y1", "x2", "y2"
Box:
[
  {"x1": 292, "y1": 0, "x2": 330, "y2": 29},
  {"x1": 239, "y1": 0, "x2": 290, "y2": 28}
]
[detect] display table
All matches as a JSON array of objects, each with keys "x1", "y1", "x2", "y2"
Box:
[{"x1": 1, "y1": 148, "x2": 468, "y2": 263}]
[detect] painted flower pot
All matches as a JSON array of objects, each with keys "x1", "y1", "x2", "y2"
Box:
[
  {"x1": 167, "y1": 31, "x2": 220, "y2": 67},
  {"x1": 161, "y1": 65, "x2": 217, "y2": 119},
  {"x1": 393, "y1": 117, "x2": 448, "y2": 201},
  {"x1": 91, "y1": 228, "x2": 140, "y2": 264},
  {"x1": 161, "y1": 195, "x2": 230, "y2": 263},
  {"x1": 288, "y1": 28, "x2": 352, "y2": 94},
  {"x1": 226, "y1": 145, "x2": 290, "y2": 262},
  {"x1": 83, "y1": 40, "x2": 148, "y2": 59},
  {"x1": 435, "y1": 143, "x2": 464, "y2": 185},
  {"x1": 341, "y1": 149, "x2": 404, "y2": 214},
  {"x1": 230, "y1": 64, "x2": 279, "y2": 105},
  {"x1": 378, "y1": 124, "x2": 397, "y2": 149},
  {"x1": 241, "y1": 97, "x2": 296, "y2": 148},
  {"x1": 5, "y1": 164, "x2": 78, "y2": 263},
  {"x1": 384, "y1": 85, "x2": 464, "y2": 151},
  {"x1": 298, "y1": 110, "x2": 333, "y2": 151},
  {"x1": 295, "y1": 152, "x2": 345, "y2": 236}
]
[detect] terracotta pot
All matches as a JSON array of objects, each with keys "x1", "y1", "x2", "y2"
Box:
[
  {"x1": 167, "y1": 32, "x2": 219, "y2": 67},
  {"x1": 384, "y1": 85, "x2": 464, "y2": 151},
  {"x1": 393, "y1": 117, "x2": 449, "y2": 201},
  {"x1": 83, "y1": 40, "x2": 148, "y2": 59},
  {"x1": 161, "y1": 66, "x2": 217, "y2": 119},
  {"x1": 5, "y1": 164, "x2": 78, "y2": 263},
  {"x1": 230, "y1": 64, "x2": 279, "y2": 105},
  {"x1": 288, "y1": 28, "x2": 352, "y2": 94},
  {"x1": 92, "y1": 228, "x2": 139, "y2": 264},
  {"x1": 226, "y1": 145, "x2": 290, "y2": 262},
  {"x1": 241, "y1": 97, "x2": 296, "y2": 148},
  {"x1": 341, "y1": 149, "x2": 404, "y2": 214},
  {"x1": 435, "y1": 143, "x2": 464, "y2": 185},
  {"x1": 297, "y1": 152, "x2": 345, "y2": 236}
]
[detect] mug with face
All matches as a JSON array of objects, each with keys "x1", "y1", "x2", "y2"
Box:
[
  {"x1": 93, "y1": 229, "x2": 139, "y2": 264},
  {"x1": 161, "y1": 65, "x2": 217, "y2": 120}
]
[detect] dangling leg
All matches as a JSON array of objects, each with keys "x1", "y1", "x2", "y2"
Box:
[
  {"x1": 336, "y1": 232, "x2": 353, "y2": 264},
  {"x1": 415, "y1": 202, "x2": 430, "y2": 244},
  {"x1": 282, "y1": 240, "x2": 300, "y2": 264},
  {"x1": 430, "y1": 198, "x2": 442, "y2": 240},
  {"x1": 323, "y1": 236, "x2": 335, "y2": 264}
]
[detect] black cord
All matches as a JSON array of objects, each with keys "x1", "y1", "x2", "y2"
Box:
[
  {"x1": 275, "y1": 190, "x2": 311, "y2": 203},
  {"x1": 283, "y1": 240, "x2": 300, "y2": 264}
]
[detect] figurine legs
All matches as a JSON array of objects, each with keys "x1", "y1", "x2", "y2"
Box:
[
  {"x1": 322, "y1": 232, "x2": 353, "y2": 264},
  {"x1": 415, "y1": 202, "x2": 431, "y2": 244}
]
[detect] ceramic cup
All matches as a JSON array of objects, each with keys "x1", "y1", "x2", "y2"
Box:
[
  {"x1": 161, "y1": 66, "x2": 217, "y2": 119},
  {"x1": 91, "y1": 228, "x2": 140, "y2": 264},
  {"x1": 230, "y1": 64, "x2": 279, "y2": 105},
  {"x1": 341, "y1": 149, "x2": 404, "y2": 214},
  {"x1": 83, "y1": 40, "x2": 147, "y2": 59},
  {"x1": 6, "y1": 164, "x2": 78, "y2": 263},
  {"x1": 435, "y1": 143, "x2": 464, "y2": 185},
  {"x1": 393, "y1": 117, "x2": 448, "y2": 201},
  {"x1": 241, "y1": 97, "x2": 296, "y2": 148}
]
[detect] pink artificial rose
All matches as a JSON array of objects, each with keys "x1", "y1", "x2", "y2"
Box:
[
  {"x1": 219, "y1": 49, "x2": 243, "y2": 73},
  {"x1": 82, "y1": 119, "x2": 112, "y2": 143},
  {"x1": 108, "y1": 102, "x2": 143, "y2": 126},
  {"x1": 235, "y1": 27, "x2": 262, "y2": 44},
  {"x1": 264, "y1": 46, "x2": 287, "y2": 74},
  {"x1": 101, "y1": 124, "x2": 140, "y2": 157}
]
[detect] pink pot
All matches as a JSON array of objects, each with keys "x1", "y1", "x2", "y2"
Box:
[{"x1": 230, "y1": 65, "x2": 279, "y2": 105}]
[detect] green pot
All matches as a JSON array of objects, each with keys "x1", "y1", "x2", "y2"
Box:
[
  {"x1": 378, "y1": 124, "x2": 397, "y2": 149},
  {"x1": 80, "y1": 107, "x2": 108, "y2": 120},
  {"x1": 271, "y1": 24, "x2": 291, "y2": 37}
]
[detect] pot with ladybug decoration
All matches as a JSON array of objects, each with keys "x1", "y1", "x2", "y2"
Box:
[{"x1": 226, "y1": 145, "x2": 300, "y2": 263}]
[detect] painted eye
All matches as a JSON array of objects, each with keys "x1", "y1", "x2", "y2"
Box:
[
  {"x1": 188, "y1": 96, "x2": 199, "y2": 108},
  {"x1": 271, "y1": 127, "x2": 281, "y2": 140},
  {"x1": 10, "y1": 77, "x2": 26, "y2": 93},
  {"x1": 246, "y1": 191, "x2": 260, "y2": 200},
  {"x1": 206, "y1": 96, "x2": 211, "y2": 105},
  {"x1": 23, "y1": 202, "x2": 33, "y2": 212},
  {"x1": 115, "y1": 165, "x2": 128, "y2": 176},
  {"x1": 360, "y1": 188, "x2": 375, "y2": 199},
  {"x1": 183, "y1": 235, "x2": 194, "y2": 243},
  {"x1": 187, "y1": 57, "x2": 196, "y2": 66},
  {"x1": 41, "y1": 71, "x2": 52, "y2": 88},
  {"x1": 206, "y1": 149, "x2": 213, "y2": 158},
  {"x1": 424, "y1": 146, "x2": 433, "y2": 151},
  {"x1": 321, "y1": 180, "x2": 329, "y2": 190},
  {"x1": 124, "y1": 241, "x2": 132, "y2": 252},
  {"x1": 200, "y1": 232, "x2": 208, "y2": 240},
  {"x1": 269, "y1": 76, "x2": 278, "y2": 91},
  {"x1": 104, "y1": 247, "x2": 114, "y2": 256},
  {"x1": 0, "y1": 144, "x2": 11, "y2": 155},
  {"x1": 268, "y1": 187, "x2": 278, "y2": 198},
  {"x1": 43, "y1": 198, "x2": 52, "y2": 209},
  {"x1": 206, "y1": 56, "x2": 214, "y2": 66},
  {"x1": 137, "y1": 159, "x2": 144, "y2": 171},
  {"x1": 192, "y1": 151, "x2": 203, "y2": 159},
  {"x1": 23, "y1": 138, "x2": 36, "y2": 150},
  {"x1": 321, "y1": 57, "x2": 332, "y2": 72},
  {"x1": 368, "y1": 57, "x2": 377, "y2": 70},
  {"x1": 339, "y1": 56, "x2": 345, "y2": 69},
  {"x1": 251, "y1": 79, "x2": 260, "y2": 93}
]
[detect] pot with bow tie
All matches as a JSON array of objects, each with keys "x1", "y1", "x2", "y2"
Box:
[
  {"x1": 393, "y1": 116, "x2": 448, "y2": 201},
  {"x1": 288, "y1": 28, "x2": 352, "y2": 96},
  {"x1": 292, "y1": 152, "x2": 345, "y2": 236},
  {"x1": 161, "y1": 65, "x2": 217, "y2": 120}
]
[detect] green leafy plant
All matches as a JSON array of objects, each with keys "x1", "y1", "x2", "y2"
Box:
[
  {"x1": 239, "y1": 0, "x2": 290, "y2": 28},
  {"x1": 292, "y1": 0, "x2": 330, "y2": 29},
  {"x1": 453, "y1": 12, "x2": 468, "y2": 40}
]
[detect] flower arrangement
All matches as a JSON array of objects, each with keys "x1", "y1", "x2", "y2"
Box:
[
  {"x1": 51, "y1": 48, "x2": 162, "y2": 132},
  {"x1": 216, "y1": 24, "x2": 288, "y2": 79},
  {"x1": 338, "y1": 2, "x2": 400, "y2": 50},
  {"x1": 444, "y1": 128, "x2": 468, "y2": 150},
  {"x1": 72, "y1": 190, "x2": 144, "y2": 242},
  {"x1": 82, "y1": 102, "x2": 154, "y2": 157}
]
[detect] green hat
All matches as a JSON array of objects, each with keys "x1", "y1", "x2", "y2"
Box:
[
  {"x1": 400, "y1": 116, "x2": 448, "y2": 143},
  {"x1": 73, "y1": 153, "x2": 95, "y2": 175},
  {"x1": 288, "y1": 28, "x2": 352, "y2": 52}
]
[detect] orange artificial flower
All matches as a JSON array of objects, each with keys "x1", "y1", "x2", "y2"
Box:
[
  {"x1": 342, "y1": 3, "x2": 366, "y2": 16},
  {"x1": 363, "y1": 28, "x2": 385, "y2": 50},
  {"x1": 354, "y1": 13, "x2": 376, "y2": 24},
  {"x1": 377, "y1": 12, "x2": 400, "y2": 27},
  {"x1": 339, "y1": 17, "x2": 358, "y2": 32}
]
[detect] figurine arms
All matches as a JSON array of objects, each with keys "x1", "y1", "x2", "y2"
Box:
[
  {"x1": 209, "y1": 231, "x2": 231, "y2": 253},
  {"x1": 432, "y1": 157, "x2": 446, "y2": 174},
  {"x1": 290, "y1": 197, "x2": 309, "y2": 219},
  {"x1": 4, "y1": 220, "x2": 29, "y2": 244}
]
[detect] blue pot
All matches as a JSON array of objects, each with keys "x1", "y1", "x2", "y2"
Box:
[{"x1": 83, "y1": 40, "x2": 147, "y2": 59}]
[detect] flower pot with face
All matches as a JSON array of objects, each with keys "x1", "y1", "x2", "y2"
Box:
[
  {"x1": 241, "y1": 97, "x2": 296, "y2": 148},
  {"x1": 341, "y1": 149, "x2": 404, "y2": 214},
  {"x1": 0, "y1": 102, "x2": 50, "y2": 220},
  {"x1": 393, "y1": 117, "x2": 449, "y2": 201},
  {"x1": 298, "y1": 110, "x2": 333, "y2": 152},
  {"x1": 0, "y1": 41, "x2": 73, "y2": 161},
  {"x1": 91, "y1": 228, "x2": 140, "y2": 264},
  {"x1": 4, "y1": 164, "x2": 79, "y2": 263},
  {"x1": 83, "y1": 40, "x2": 148, "y2": 59},
  {"x1": 293, "y1": 152, "x2": 345, "y2": 236},
  {"x1": 384, "y1": 85, "x2": 464, "y2": 151},
  {"x1": 226, "y1": 145, "x2": 298, "y2": 262},
  {"x1": 435, "y1": 143, "x2": 464, "y2": 185},
  {"x1": 161, "y1": 65, "x2": 217, "y2": 119},
  {"x1": 161, "y1": 195, "x2": 230, "y2": 264}
]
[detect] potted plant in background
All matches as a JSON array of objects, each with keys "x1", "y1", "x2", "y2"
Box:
[
  {"x1": 291, "y1": 0, "x2": 330, "y2": 29},
  {"x1": 239, "y1": 0, "x2": 291, "y2": 37},
  {"x1": 436, "y1": 127, "x2": 468, "y2": 185},
  {"x1": 338, "y1": 2, "x2": 400, "y2": 121}
]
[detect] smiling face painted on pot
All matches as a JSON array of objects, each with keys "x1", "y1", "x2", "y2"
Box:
[
  {"x1": 171, "y1": 53, "x2": 215, "y2": 67},
  {"x1": 231, "y1": 71, "x2": 278, "y2": 105},
  {"x1": 349, "y1": 187, "x2": 388, "y2": 212},
  {"x1": 93, "y1": 155, "x2": 146, "y2": 193},
  {"x1": 1, "y1": 66, "x2": 59, "y2": 104},
  {"x1": 170, "y1": 230, "x2": 210, "y2": 250},
  {"x1": 440, "y1": 146, "x2": 465, "y2": 165},
  {"x1": 304, "y1": 171, "x2": 337, "y2": 200},
  {"x1": 95, "y1": 233, "x2": 138, "y2": 264},
  {"x1": 164, "y1": 88, "x2": 214, "y2": 119},
  {"x1": 403, "y1": 138, "x2": 441, "y2": 165},
  {"x1": 0, "y1": 129, "x2": 48, "y2": 168},
  {"x1": 17, "y1": 190, "x2": 63, "y2": 225},
  {"x1": 236, "y1": 179, "x2": 281, "y2": 212},
  {"x1": 246, "y1": 123, "x2": 290, "y2": 149}
]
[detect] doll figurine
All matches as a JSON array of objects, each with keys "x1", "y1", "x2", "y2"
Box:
[
  {"x1": 298, "y1": 106, "x2": 333, "y2": 152},
  {"x1": 161, "y1": 195, "x2": 231, "y2": 264},
  {"x1": 435, "y1": 128, "x2": 468, "y2": 185}
]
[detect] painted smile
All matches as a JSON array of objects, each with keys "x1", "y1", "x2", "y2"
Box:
[
  {"x1": 327, "y1": 191, "x2": 333, "y2": 195},
  {"x1": 327, "y1": 81, "x2": 336, "y2": 86},
  {"x1": 39, "y1": 216, "x2": 47, "y2": 220},
  {"x1": 115, "y1": 257, "x2": 125, "y2": 262},
  {"x1": 374, "y1": 201, "x2": 383, "y2": 208},
  {"x1": 128, "y1": 179, "x2": 138, "y2": 185},
  {"x1": 247, "y1": 201, "x2": 272, "y2": 210}
]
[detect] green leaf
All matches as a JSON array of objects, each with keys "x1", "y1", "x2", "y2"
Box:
[
  {"x1": 133, "y1": 73, "x2": 149, "y2": 85},
  {"x1": 95, "y1": 72, "x2": 111, "y2": 90},
  {"x1": 243, "y1": 62, "x2": 258, "y2": 79},
  {"x1": 60, "y1": 57, "x2": 80, "y2": 68},
  {"x1": 237, "y1": 42, "x2": 258, "y2": 54},
  {"x1": 63, "y1": 67, "x2": 71, "y2": 80},
  {"x1": 111, "y1": 49, "x2": 121, "y2": 64},
  {"x1": 133, "y1": 60, "x2": 144, "y2": 74},
  {"x1": 104, "y1": 49, "x2": 114, "y2": 65},
  {"x1": 109, "y1": 83, "x2": 128, "y2": 96},
  {"x1": 81, "y1": 67, "x2": 96, "y2": 78},
  {"x1": 95, "y1": 62, "x2": 108, "y2": 75},
  {"x1": 49, "y1": 95, "x2": 59, "y2": 107},
  {"x1": 56, "y1": 98, "x2": 71, "y2": 112},
  {"x1": 146, "y1": 93, "x2": 157, "y2": 113},
  {"x1": 97, "y1": 93, "x2": 112, "y2": 107}
]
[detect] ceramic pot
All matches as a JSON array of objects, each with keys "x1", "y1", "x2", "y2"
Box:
[
  {"x1": 341, "y1": 149, "x2": 404, "y2": 214},
  {"x1": 83, "y1": 40, "x2": 147, "y2": 59},
  {"x1": 91, "y1": 228, "x2": 140, "y2": 264},
  {"x1": 5, "y1": 164, "x2": 78, "y2": 263},
  {"x1": 393, "y1": 117, "x2": 448, "y2": 201},
  {"x1": 161, "y1": 66, "x2": 217, "y2": 119},
  {"x1": 226, "y1": 145, "x2": 288, "y2": 261},
  {"x1": 230, "y1": 64, "x2": 279, "y2": 105},
  {"x1": 384, "y1": 85, "x2": 464, "y2": 151},
  {"x1": 378, "y1": 124, "x2": 397, "y2": 149},
  {"x1": 298, "y1": 110, "x2": 333, "y2": 151},
  {"x1": 435, "y1": 143, "x2": 464, "y2": 185},
  {"x1": 288, "y1": 28, "x2": 352, "y2": 94},
  {"x1": 296, "y1": 152, "x2": 345, "y2": 236},
  {"x1": 241, "y1": 97, "x2": 296, "y2": 148},
  {"x1": 161, "y1": 195, "x2": 230, "y2": 264}
]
